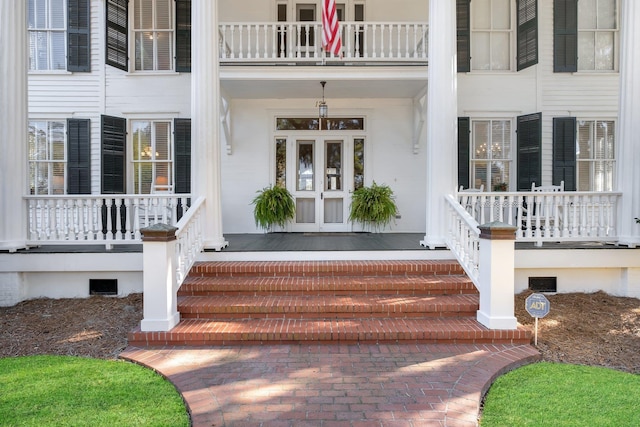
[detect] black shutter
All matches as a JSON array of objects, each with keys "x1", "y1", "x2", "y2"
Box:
[
  {"x1": 67, "y1": 119, "x2": 91, "y2": 194},
  {"x1": 456, "y1": 0, "x2": 471, "y2": 73},
  {"x1": 174, "y1": 119, "x2": 191, "y2": 194},
  {"x1": 517, "y1": 113, "x2": 542, "y2": 191},
  {"x1": 101, "y1": 115, "x2": 126, "y2": 194},
  {"x1": 176, "y1": 0, "x2": 191, "y2": 72},
  {"x1": 67, "y1": 0, "x2": 91, "y2": 72},
  {"x1": 458, "y1": 117, "x2": 470, "y2": 189},
  {"x1": 553, "y1": 0, "x2": 578, "y2": 72},
  {"x1": 106, "y1": 0, "x2": 128, "y2": 71},
  {"x1": 517, "y1": 0, "x2": 538, "y2": 71},
  {"x1": 552, "y1": 117, "x2": 576, "y2": 191}
]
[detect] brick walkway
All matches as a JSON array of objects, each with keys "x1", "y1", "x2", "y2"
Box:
[{"x1": 121, "y1": 344, "x2": 539, "y2": 426}]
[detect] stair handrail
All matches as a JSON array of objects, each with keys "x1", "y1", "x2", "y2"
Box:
[
  {"x1": 174, "y1": 196, "x2": 205, "y2": 286},
  {"x1": 445, "y1": 193, "x2": 480, "y2": 286}
]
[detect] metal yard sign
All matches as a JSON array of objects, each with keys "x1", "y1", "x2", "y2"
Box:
[{"x1": 525, "y1": 293, "x2": 551, "y2": 345}]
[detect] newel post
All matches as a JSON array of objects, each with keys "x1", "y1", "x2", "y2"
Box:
[
  {"x1": 476, "y1": 222, "x2": 518, "y2": 330},
  {"x1": 140, "y1": 224, "x2": 180, "y2": 332}
]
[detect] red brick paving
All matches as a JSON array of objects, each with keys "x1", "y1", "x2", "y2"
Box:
[{"x1": 121, "y1": 343, "x2": 540, "y2": 426}]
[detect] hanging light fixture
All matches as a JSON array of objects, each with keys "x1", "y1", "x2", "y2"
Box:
[{"x1": 318, "y1": 81, "x2": 328, "y2": 119}]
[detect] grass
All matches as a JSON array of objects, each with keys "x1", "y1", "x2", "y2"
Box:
[
  {"x1": 0, "y1": 355, "x2": 189, "y2": 427},
  {"x1": 481, "y1": 362, "x2": 640, "y2": 427}
]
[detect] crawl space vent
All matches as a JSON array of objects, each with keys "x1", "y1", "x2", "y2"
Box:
[
  {"x1": 528, "y1": 277, "x2": 557, "y2": 293},
  {"x1": 89, "y1": 279, "x2": 118, "y2": 296}
]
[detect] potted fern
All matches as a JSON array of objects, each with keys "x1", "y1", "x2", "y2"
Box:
[
  {"x1": 349, "y1": 181, "x2": 398, "y2": 232},
  {"x1": 251, "y1": 185, "x2": 295, "y2": 231}
]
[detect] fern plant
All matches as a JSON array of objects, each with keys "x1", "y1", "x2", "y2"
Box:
[
  {"x1": 348, "y1": 181, "x2": 398, "y2": 232},
  {"x1": 251, "y1": 185, "x2": 295, "y2": 231}
]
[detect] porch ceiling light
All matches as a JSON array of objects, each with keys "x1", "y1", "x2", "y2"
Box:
[{"x1": 318, "y1": 81, "x2": 328, "y2": 118}]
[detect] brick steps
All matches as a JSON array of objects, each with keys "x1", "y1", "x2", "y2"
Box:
[
  {"x1": 129, "y1": 260, "x2": 531, "y2": 346},
  {"x1": 178, "y1": 294, "x2": 479, "y2": 319}
]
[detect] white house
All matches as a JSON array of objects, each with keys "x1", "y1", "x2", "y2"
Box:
[{"x1": 1, "y1": 1, "x2": 639, "y2": 328}]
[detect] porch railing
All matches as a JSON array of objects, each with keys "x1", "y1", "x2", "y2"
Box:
[
  {"x1": 219, "y1": 21, "x2": 428, "y2": 63},
  {"x1": 445, "y1": 194, "x2": 480, "y2": 286},
  {"x1": 174, "y1": 197, "x2": 205, "y2": 286},
  {"x1": 456, "y1": 190, "x2": 622, "y2": 247},
  {"x1": 26, "y1": 195, "x2": 191, "y2": 246}
]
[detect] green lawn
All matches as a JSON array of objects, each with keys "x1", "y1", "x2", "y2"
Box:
[
  {"x1": 0, "y1": 355, "x2": 189, "y2": 427},
  {"x1": 481, "y1": 362, "x2": 640, "y2": 427}
]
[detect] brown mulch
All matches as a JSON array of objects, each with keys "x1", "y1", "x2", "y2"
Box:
[{"x1": 1, "y1": 292, "x2": 639, "y2": 373}]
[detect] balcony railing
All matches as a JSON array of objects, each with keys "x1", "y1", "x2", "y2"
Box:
[
  {"x1": 26, "y1": 195, "x2": 191, "y2": 246},
  {"x1": 219, "y1": 21, "x2": 428, "y2": 63}
]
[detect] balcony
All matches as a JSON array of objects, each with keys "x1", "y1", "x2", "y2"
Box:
[{"x1": 218, "y1": 21, "x2": 428, "y2": 64}]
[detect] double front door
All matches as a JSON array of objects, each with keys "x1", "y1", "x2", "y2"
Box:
[{"x1": 284, "y1": 137, "x2": 356, "y2": 232}]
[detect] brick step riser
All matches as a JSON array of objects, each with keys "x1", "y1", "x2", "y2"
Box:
[
  {"x1": 190, "y1": 262, "x2": 465, "y2": 278},
  {"x1": 180, "y1": 311, "x2": 479, "y2": 320},
  {"x1": 178, "y1": 289, "x2": 479, "y2": 297},
  {"x1": 129, "y1": 337, "x2": 532, "y2": 346}
]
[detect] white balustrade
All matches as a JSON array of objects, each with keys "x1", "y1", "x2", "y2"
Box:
[
  {"x1": 26, "y1": 194, "x2": 191, "y2": 245},
  {"x1": 456, "y1": 190, "x2": 622, "y2": 246},
  {"x1": 175, "y1": 197, "x2": 205, "y2": 286},
  {"x1": 445, "y1": 194, "x2": 480, "y2": 285},
  {"x1": 219, "y1": 22, "x2": 428, "y2": 62}
]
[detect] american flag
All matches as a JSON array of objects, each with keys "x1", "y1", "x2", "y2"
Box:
[{"x1": 322, "y1": 0, "x2": 342, "y2": 57}]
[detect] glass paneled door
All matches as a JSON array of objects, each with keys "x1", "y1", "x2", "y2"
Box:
[{"x1": 291, "y1": 138, "x2": 350, "y2": 232}]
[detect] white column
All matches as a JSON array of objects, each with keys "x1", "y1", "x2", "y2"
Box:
[
  {"x1": 421, "y1": 0, "x2": 458, "y2": 249},
  {"x1": 616, "y1": 0, "x2": 640, "y2": 247},
  {"x1": 192, "y1": 0, "x2": 228, "y2": 250},
  {"x1": 0, "y1": 0, "x2": 28, "y2": 251}
]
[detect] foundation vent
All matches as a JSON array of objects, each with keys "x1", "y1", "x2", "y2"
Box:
[
  {"x1": 528, "y1": 277, "x2": 557, "y2": 293},
  {"x1": 89, "y1": 279, "x2": 118, "y2": 296}
]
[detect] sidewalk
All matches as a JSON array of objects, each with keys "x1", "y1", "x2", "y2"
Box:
[{"x1": 121, "y1": 343, "x2": 540, "y2": 427}]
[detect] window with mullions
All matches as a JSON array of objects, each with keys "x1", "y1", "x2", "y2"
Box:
[
  {"x1": 131, "y1": 120, "x2": 173, "y2": 194},
  {"x1": 471, "y1": 0, "x2": 512, "y2": 71},
  {"x1": 276, "y1": 118, "x2": 365, "y2": 131},
  {"x1": 29, "y1": 120, "x2": 66, "y2": 195},
  {"x1": 578, "y1": 0, "x2": 618, "y2": 71},
  {"x1": 470, "y1": 119, "x2": 512, "y2": 191},
  {"x1": 133, "y1": 0, "x2": 174, "y2": 71},
  {"x1": 577, "y1": 120, "x2": 615, "y2": 191},
  {"x1": 29, "y1": 0, "x2": 66, "y2": 70}
]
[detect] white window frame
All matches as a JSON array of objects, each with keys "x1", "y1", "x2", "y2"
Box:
[
  {"x1": 470, "y1": 0, "x2": 514, "y2": 72},
  {"x1": 28, "y1": 120, "x2": 67, "y2": 195},
  {"x1": 470, "y1": 118, "x2": 513, "y2": 191},
  {"x1": 132, "y1": 0, "x2": 175, "y2": 72},
  {"x1": 28, "y1": 0, "x2": 67, "y2": 71},
  {"x1": 576, "y1": 119, "x2": 616, "y2": 191},
  {"x1": 130, "y1": 120, "x2": 174, "y2": 194},
  {"x1": 578, "y1": 0, "x2": 619, "y2": 72}
]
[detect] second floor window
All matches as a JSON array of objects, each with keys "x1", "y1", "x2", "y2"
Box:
[
  {"x1": 471, "y1": 0, "x2": 513, "y2": 71},
  {"x1": 578, "y1": 0, "x2": 618, "y2": 71},
  {"x1": 133, "y1": 0, "x2": 174, "y2": 71},
  {"x1": 131, "y1": 120, "x2": 173, "y2": 194},
  {"x1": 29, "y1": 0, "x2": 66, "y2": 71}
]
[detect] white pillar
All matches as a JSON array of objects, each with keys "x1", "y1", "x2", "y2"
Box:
[
  {"x1": 476, "y1": 222, "x2": 518, "y2": 330},
  {"x1": 421, "y1": 0, "x2": 458, "y2": 249},
  {"x1": 192, "y1": 0, "x2": 228, "y2": 250},
  {"x1": 140, "y1": 224, "x2": 180, "y2": 332},
  {"x1": 0, "y1": 0, "x2": 28, "y2": 251},
  {"x1": 616, "y1": 0, "x2": 640, "y2": 247}
]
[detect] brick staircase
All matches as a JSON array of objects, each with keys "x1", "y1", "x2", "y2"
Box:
[{"x1": 128, "y1": 260, "x2": 531, "y2": 346}]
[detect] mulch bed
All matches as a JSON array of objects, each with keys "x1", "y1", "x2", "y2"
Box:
[{"x1": 1, "y1": 291, "x2": 639, "y2": 373}]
